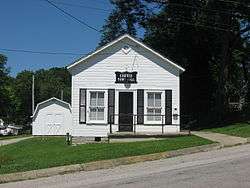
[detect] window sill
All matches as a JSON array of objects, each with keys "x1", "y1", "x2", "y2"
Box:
[
  {"x1": 144, "y1": 121, "x2": 163, "y2": 125},
  {"x1": 86, "y1": 123, "x2": 108, "y2": 126},
  {"x1": 87, "y1": 121, "x2": 107, "y2": 125}
]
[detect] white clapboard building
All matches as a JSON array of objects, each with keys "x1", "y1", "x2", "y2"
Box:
[
  {"x1": 32, "y1": 97, "x2": 72, "y2": 136},
  {"x1": 67, "y1": 34, "x2": 185, "y2": 140}
]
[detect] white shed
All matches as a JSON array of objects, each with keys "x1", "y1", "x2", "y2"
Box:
[{"x1": 31, "y1": 97, "x2": 72, "y2": 136}]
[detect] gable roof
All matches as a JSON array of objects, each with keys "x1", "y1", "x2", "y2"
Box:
[
  {"x1": 67, "y1": 34, "x2": 185, "y2": 72},
  {"x1": 31, "y1": 97, "x2": 71, "y2": 118}
]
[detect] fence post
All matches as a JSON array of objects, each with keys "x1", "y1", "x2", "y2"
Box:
[
  {"x1": 66, "y1": 132, "x2": 71, "y2": 145},
  {"x1": 133, "y1": 115, "x2": 136, "y2": 134},
  {"x1": 162, "y1": 115, "x2": 164, "y2": 134},
  {"x1": 109, "y1": 115, "x2": 112, "y2": 134}
]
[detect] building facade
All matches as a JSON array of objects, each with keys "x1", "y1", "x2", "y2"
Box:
[{"x1": 67, "y1": 35, "x2": 185, "y2": 138}]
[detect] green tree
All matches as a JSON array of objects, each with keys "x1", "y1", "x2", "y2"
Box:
[
  {"x1": 12, "y1": 67, "x2": 71, "y2": 125},
  {"x1": 145, "y1": 0, "x2": 249, "y2": 126},
  {"x1": 0, "y1": 54, "x2": 12, "y2": 121},
  {"x1": 35, "y1": 67, "x2": 71, "y2": 104},
  {"x1": 13, "y1": 71, "x2": 33, "y2": 125},
  {"x1": 99, "y1": 0, "x2": 146, "y2": 46},
  {"x1": 99, "y1": 0, "x2": 250, "y2": 127}
]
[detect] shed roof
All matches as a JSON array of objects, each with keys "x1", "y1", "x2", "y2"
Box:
[{"x1": 31, "y1": 97, "x2": 71, "y2": 118}]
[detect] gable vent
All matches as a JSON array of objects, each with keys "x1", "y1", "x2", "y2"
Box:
[{"x1": 122, "y1": 45, "x2": 131, "y2": 54}]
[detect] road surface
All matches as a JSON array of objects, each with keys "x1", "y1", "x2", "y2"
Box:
[{"x1": 1, "y1": 144, "x2": 250, "y2": 188}]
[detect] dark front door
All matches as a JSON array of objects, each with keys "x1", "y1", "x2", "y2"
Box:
[{"x1": 119, "y1": 92, "x2": 133, "y2": 131}]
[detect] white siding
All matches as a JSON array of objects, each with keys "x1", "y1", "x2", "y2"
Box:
[
  {"x1": 32, "y1": 101, "x2": 72, "y2": 136},
  {"x1": 70, "y1": 38, "x2": 181, "y2": 137}
]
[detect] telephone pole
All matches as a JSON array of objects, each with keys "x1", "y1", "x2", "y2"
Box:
[{"x1": 32, "y1": 74, "x2": 35, "y2": 114}]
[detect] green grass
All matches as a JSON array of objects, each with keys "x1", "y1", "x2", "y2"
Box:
[
  {"x1": 0, "y1": 134, "x2": 30, "y2": 140},
  {"x1": 204, "y1": 122, "x2": 250, "y2": 138},
  {"x1": 0, "y1": 135, "x2": 213, "y2": 174}
]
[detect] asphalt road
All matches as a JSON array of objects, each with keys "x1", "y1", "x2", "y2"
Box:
[{"x1": 2, "y1": 144, "x2": 250, "y2": 188}]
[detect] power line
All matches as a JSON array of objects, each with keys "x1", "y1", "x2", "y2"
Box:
[
  {"x1": 0, "y1": 47, "x2": 143, "y2": 57},
  {"x1": 148, "y1": 2, "x2": 248, "y2": 32},
  {"x1": 150, "y1": 13, "x2": 239, "y2": 32},
  {"x1": 44, "y1": 0, "x2": 248, "y2": 34},
  {"x1": 0, "y1": 48, "x2": 83, "y2": 56},
  {"x1": 166, "y1": 13, "x2": 239, "y2": 28},
  {"x1": 218, "y1": 0, "x2": 250, "y2": 7},
  {"x1": 167, "y1": 2, "x2": 250, "y2": 17},
  {"x1": 51, "y1": 1, "x2": 111, "y2": 13},
  {"x1": 0, "y1": 47, "x2": 171, "y2": 59},
  {"x1": 167, "y1": 19, "x2": 236, "y2": 32},
  {"x1": 148, "y1": 1, "x2": 249, "y2": 16},
  {"x1": 44, "y1": 0, "x2": 100, "y2": 33}
]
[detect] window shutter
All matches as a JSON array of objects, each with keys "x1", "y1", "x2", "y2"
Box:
[
  {"x1": 79, "y1": 89, "x2": 86, "y2": 123},
  {"x1": 137, "y1": 89, "x2": 144, "y2": 124},
  {"x1": 165, "y1": 90, "x2": 172, "y2": 125},
  {"x1": 108, "y1": 89, "x2": 115, "y2": 124}
]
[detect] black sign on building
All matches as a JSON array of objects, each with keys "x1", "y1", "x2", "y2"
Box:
[{"x1": 115, "y1": 71, "x2": 137, "y2": 84}]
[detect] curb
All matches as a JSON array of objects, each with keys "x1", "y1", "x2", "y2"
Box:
[{"x1": 0, "y1": 143, "x2": 222, "y2": 184}]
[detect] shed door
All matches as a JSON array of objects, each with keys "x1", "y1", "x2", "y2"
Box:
[
  {"x1": 46, "y1": 114, "x2": 53, "y2": 135},
  {"x1": 45, "y1": 113, "x2": 64, "y2": 135},
  {"x1": 54, "y1": 113, "x2": 63, "y2": 134}
]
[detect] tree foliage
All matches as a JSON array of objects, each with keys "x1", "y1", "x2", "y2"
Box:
[
  {"x1": 100, "y1": 0, "x2": 250, "y2": 127},
  {"x1": 13, "y1": 68, "x2": 71, "y2": 125},
  {"x1": 0, "y1": 58, "x2": 71, "y2": 125},
  {"x1": 0, "y1": 54, "x2": 11, "y2": 120},
  {"x1": 99, "y1": 0, "x2": 146, "y2": 46},
  {"x1": 14, "y1": 71, "x2": 33, "y2": 124}
]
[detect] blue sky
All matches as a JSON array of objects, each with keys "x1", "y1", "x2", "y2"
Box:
[{"x1": 0, "y1": 0, "x2": 114, "y2": 76}]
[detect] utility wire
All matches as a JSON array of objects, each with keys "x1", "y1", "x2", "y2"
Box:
[
  {"x1": 150, "y1": 14, "x2": 239, "y2": 31},
  {"x1": 167, "y1": 2, "x2": 250, "y2": 17},
  {"x1": 0, "y1": 47, "x2": 142, "y2": 57},
  {"x1": 218, "y1": 0, "x2": 250, "y2": 7},
  {"x1": 44, "y1": 0, "x2": 100, "y2": 32},
  {"x1": 165, "y1": 13, "x2": 239, "y2": 28},
  {"x1": 50, "y1": 1, "x2": 111, "y2": 12},
  {"x1": 148, "y1": 1, "x2": 249, "y2": 16},
  {"x1": 0, "y1": 46, "x2": 170, "y2": 58},
  {"x1": 44, "y1": 0, "x2": 247, "y2": 34},
  {"x1": 148, "y1": 2, "x2": 248, "y2": 32},
  {"x1": 0, "y1": 48, "x2": 83, "y2": 56},
  {"x1": 167, "y1": 19, "x2": 235, "y2": 32},
  {"x1": 47, "y1": 0, "x2": 249, "y2": 31}
]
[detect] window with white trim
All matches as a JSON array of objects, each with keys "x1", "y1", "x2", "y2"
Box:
[
  {"x1": 89, "y1": 91, "x2": 105, "y2": 121},
  {"x1": 147, "y1": 92, "x2": 162, "y2": 121}
]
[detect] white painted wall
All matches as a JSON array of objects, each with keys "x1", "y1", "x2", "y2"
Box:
[
  {"x1": 69, "y1": 37, "x2": 181, "y2": 137},
  {"x1": 32, "y1": 100, "x2": 72, "y2": 136}
]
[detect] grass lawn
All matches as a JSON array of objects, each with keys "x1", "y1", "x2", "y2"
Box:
[
  {"x1": 204, "y1": 122, "x2": 250, "y2": 138},
  {"x1": 0, "y1": 134, "x2": 30, "y2": 141},
  {"x1": 0, "y1": 135, "x2": 213, "y2": 174}
]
